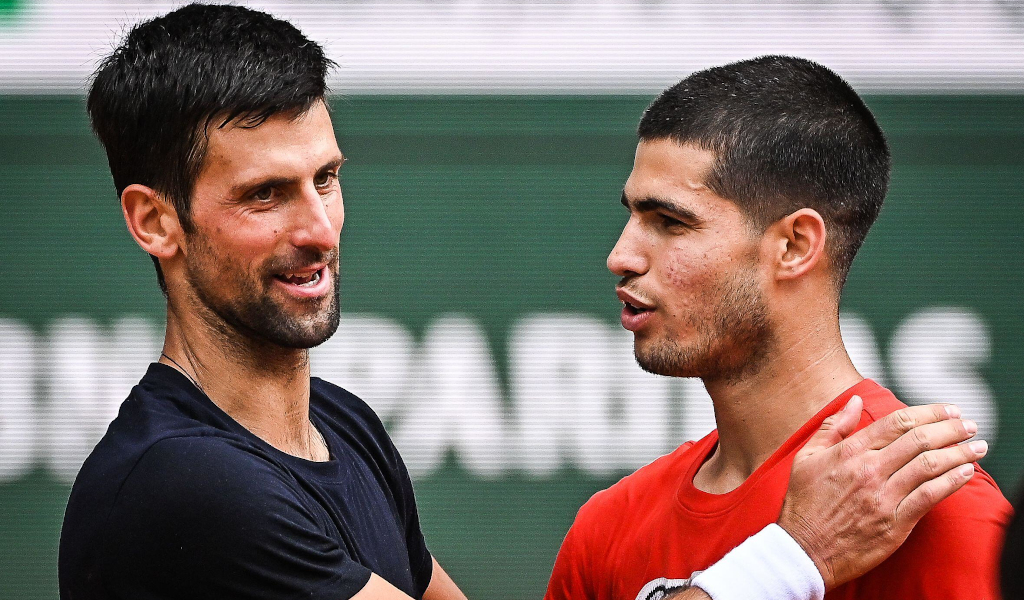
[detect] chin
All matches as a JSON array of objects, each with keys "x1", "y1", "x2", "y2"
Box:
[
  {"x1": 206, "y1": 287, "x2": 341, "y2": 350},
  {"x1": 633, "y1": 331, "x2": 736, "y2": 379},
  {"x1": 634, "y1": 342, "x2": 693, "y2": 378},
  {"x1": 264, "y1": 307, "x2": 341, "y2": 349}
]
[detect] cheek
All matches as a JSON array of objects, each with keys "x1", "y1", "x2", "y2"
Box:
[
  {"x1": 657, "y1": 245, "x2": 736, "y2": 325},
  {"x1": 221, "y1": 230, "x2": 272, "y2": 263},
  {"x1": 195, "y1": 221, "x2": 278, "y2": 276},
  {"x1": 662, "y1": 245, "x2": 716, "y2": 292}
]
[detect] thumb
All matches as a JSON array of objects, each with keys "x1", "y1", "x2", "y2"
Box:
[{"x1": 801, "y1": 395, "x2": 863, "y2": 455}]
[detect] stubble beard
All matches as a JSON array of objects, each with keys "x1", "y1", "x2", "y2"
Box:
[
  {"x1": 184, "y1": 232, "x2": 341, "y2": 351},
  {"x1": 633, "y1": 273, "x2": 774, "y2": 383}
]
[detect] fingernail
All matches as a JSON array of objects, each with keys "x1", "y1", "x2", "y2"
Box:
[
  {"x1": 945, "y1": 405, "x2": 961, "y2": 419},
  {"x1": 964, "y1": 420, "x2": 978, "y2": 435},
  {"x1": 960, "y1": 463, "x2": 975, "y2": 478},
  {"x1": 970, "y1": 440, "x2": 988, "y2": 455}
]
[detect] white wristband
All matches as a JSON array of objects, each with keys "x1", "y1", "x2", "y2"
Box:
[{"x1": 690, "y1": 524, "x2": 825, "y2": 600}]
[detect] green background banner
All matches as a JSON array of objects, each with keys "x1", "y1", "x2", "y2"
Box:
[{"x1": 0, "y1": 95, "x2": 1022, "y2": 599}]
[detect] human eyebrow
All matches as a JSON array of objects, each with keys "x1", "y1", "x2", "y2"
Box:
[
  {"x1": 231, "y1": 156, "x2": 346, "y2": 198},
  {"x1": 621, "y1": 192, "x2": 702, "y2": 225},
  {"x1": 231, "y1": 175, "x2": 298, "y2": 199},
  {"x1": 317, "y1": 155, "x2": 346, "y2": 175}
]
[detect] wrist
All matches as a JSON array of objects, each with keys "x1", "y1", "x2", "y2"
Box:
[
  {"x1": 777, "y1": 509, "x2": 835, "y2": 590},
  {"x1": 690, "y1": 524, "x2": 825, "y2": 600}
]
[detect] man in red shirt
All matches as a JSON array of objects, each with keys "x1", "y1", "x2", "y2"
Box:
[{"x1": 545, "y1": 55, "x2": 1012, "y2": 600}]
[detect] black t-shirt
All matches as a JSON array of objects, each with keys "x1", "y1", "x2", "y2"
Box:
[{"x1": 58, "y1": 363, "x2": 432, "y2": 600}]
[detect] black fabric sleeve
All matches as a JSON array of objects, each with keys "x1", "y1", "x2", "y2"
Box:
[
  {"x1": 345, "y1": 395, "x2": 433, "y2": 597},
  {"x1": 101, "y1": 436, "x2": 372, "y2": 600},
  {"x1": 385, "y1": 434, "x2": 433, "y2": 597}
]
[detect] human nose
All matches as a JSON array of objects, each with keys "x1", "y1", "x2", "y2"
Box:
[
  {"x1": 290, "y1": 186, "x2": 341, "y2": 253},
  {"x1": 607, "y1": 218, "x2": 648, "y2": 277}
]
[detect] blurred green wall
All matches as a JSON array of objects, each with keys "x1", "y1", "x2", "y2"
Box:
[{"x1": 0, "y1": 95, "x2": 1022, "y2": 599}]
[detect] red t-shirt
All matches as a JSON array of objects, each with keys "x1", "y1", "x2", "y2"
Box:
[{"x1": 544, "y1": 379, "x2": 1012, "y2": 600}]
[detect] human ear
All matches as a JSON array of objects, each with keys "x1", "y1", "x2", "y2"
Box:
[
  {"x1": 770, "y1": 208, "x2": 827, "y2": 281},
  {"x1": 120, "y1": 184, "x2": 182, "y2": 261}
]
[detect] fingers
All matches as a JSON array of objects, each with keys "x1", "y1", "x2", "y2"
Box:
[
  {"x1": 887, "y1": 438, "x2": 987, "y2": 500},
  {"x1": 895, "y1": 461, "x2": 977, "y2": 527},
  {"x1": 800, "y1": 395, "x2": 864, "y2": 455},
  {"x1": 842, "y1": 403, "x2": 960, "y2": 452},
  {"x1": 875, "y1": 417, "x2": 978, "y2": 474},
  {"x1": 832, "y1": 395, "x2": 863, "y2": 440}
]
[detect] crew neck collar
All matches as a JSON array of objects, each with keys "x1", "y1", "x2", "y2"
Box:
[{"x1": 675, "y1": 378, "x2": 880, "y2": 516}]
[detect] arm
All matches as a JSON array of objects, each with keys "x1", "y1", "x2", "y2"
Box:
[
  {"x1": 673, "y1": 397, "x2": 984, "y2": 600},
  {"x1": 352, "y1": 558, "x2": 466, "y2": 600},
  {"x1": 423, "y1": 558, "x2": 468, "y2": 600}
]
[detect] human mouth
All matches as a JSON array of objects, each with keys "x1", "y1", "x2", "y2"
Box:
[
  {"x1": 272, "y1": 265, "x2": 331, "y2": 298},
  {"x1": 279, "y1": 270, "x2": 321, "y2": 287},
  {"x1": 616, "y1": 287, "x2": 655, "y2": 332}
]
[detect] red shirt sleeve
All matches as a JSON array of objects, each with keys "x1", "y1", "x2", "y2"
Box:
[
  {"x1": 545, "y1": 520, "x2": 594, "y2": 600},
  {"x1": 833, "y1": 468, "x2": 1012, "y2": 600}
]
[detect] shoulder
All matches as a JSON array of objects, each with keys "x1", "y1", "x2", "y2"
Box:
[
  {"x1": 918, "y1": 460, "x2": 1011, "y2": 532},
  {"x1": 853, "y1": 465, "x2": 1011, "y2": 598},
  {"x1": 852, "y1": 380, "x2": 908, "y2": 426},
  {"x1": 851, "y1": 381, "x2": 1012, "y2": 525},
  {"x1": 547, "y1": 440, "x2": 704, "y2": 600},
  {"x1": 574, "y1": 440, "x2": 702, "y2": 535},
  {"x1": 113, "y1": 436, "x2": 306, "y2": 525},
  {"x1": 846, "y1": 381, "x2": 1012, "y2": 597},
  {"x1": 104, "y1": 435, "x2": 338, "y2": 571},
  {"x1": 89, "y1": 437, "x2": 371, "y2": 600},
  {"x1": 311, "y1": 377, "x2": 403, "y2": 473},
  {"x1": 70, "y1": 363, "x2": 258, "y2": 502},
  {"x1": 66, "y1": 398, "x2": 265, "y2": 531},
  {"x1": 310, "y1": 378, "x2": 416, "y2": 504},
  {"x1": 311, "y1": 378, "x2": 389, "y2": 434}
]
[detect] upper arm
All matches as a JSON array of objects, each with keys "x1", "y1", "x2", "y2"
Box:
[
  {"x1": 385, "y1": 441, "x2": 432, "y2": 594},
  {"x1": 349, "y1": 564, "x2": 466, "y2": 600},
  {"x1": 423, "y1": 558, "x2": 467, "y2": 600},
  {"x1": 351, "y1": 574, "x2": 418, "y2": 600},
  {"x1": 103, "y1": 437, "x2": 372, "y2": 600},
  {"x1": 350, "y1": 396, "x2": 434, "y2": 597}
]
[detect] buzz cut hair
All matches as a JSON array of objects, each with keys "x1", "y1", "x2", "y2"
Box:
[{"x1": 638, "y1": 55, "x2": 891, "y2": 289}]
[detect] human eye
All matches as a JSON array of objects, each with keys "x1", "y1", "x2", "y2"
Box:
[
  {"x1": 252, "y1": 186, "x2": 276, "y2": 202},
  {"x1": 659, "y1": 213, "x2": 685, "y2": 229},
  {"x1": 314, "y1": 170, "x2": 339, "y2": 190}
]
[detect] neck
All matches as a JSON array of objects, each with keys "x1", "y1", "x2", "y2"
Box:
[
  {"x1": 693, "y1": 316, "x2": 863, "y2": 494},
  {"x1": 159, "y1": 298, "x2": 324, "y2": 461}
]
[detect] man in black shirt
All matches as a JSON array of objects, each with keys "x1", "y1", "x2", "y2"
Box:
[
  {"x1": 58, "y1": 4, "x2": 985, "y2": 600},
  {"x1": 62, "y1": 366, "x2": 432, "y2": 598},
  {"x1": 59, "y1": 5, "x2": 452, "y2": 598}
]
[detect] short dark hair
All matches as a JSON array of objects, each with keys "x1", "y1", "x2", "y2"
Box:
[
  {"x1": 87, "y1": 3, "x2": 333, "y2": 292},
  {"x1": 638, "y1": 55, "x2": 890, "y2": 289}
]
